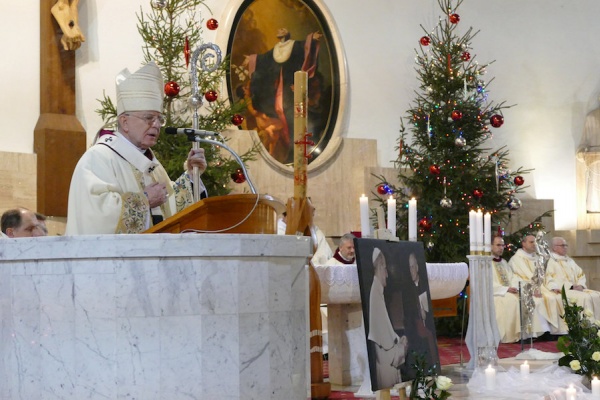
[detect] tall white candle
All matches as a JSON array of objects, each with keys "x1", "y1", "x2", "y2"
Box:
[
  {"x1": 484, "y1": 212, "x2": 492, "y2": 253},
  {"x1": 566, "y1": 384, "x2": 577, "y2": 400},
  {"x1": 360, "y1": 194, "x2": 370, "y2": 237},
  {"x1": 469, "y1": 210, "x2": 476, "y2": 252},
  {"x1": 387, "y1": 196, "x2": 396, "y2": 235},
  {"x1": 408, "y1": 198, "x2": 417, "y2": 241},
  {"x1": 485, "y1": 364, "x2": 496, "y2": 390},
  {"x1": 475, "y1": 210, "x2": 483, "y2": 252},
  {"x1": 592, "y1": 377, "x2": 600, "y2": 397},
  {"x1": 520, "y1": 360, "x2": 529, "y2": 376}
]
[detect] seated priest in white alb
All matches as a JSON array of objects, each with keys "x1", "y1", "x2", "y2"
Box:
[
  {"x1": 491, "y1": 235, "x2": 551, "y2": 343},
  {"x1": 546, "y1": 237, "x2": 600, "y2": 318},
  {"x1": 65, "y1": 62, "x2": 208, "y2": 235},
  {"x1": 508, "y1": 234, "x2": 567, "y2": 335},
  {"x1": 325, "y1": 233, "x2": 356, "y2": 265}
]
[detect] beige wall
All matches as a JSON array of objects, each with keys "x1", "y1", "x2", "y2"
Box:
[{"x1": 0, "y1": 151, "x2": 66, "y2": 236}]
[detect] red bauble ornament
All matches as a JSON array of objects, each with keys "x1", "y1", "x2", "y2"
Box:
[
  {"x1": 164, "y1": 81, "x2": 180, "y2": 97},
  {"x1": 461, "y1": 51, "x2": 471, "y2": 61},
  {"x1": 418, "y1": 217, "x2": 432, "y2": 232},
  {"x1": 204, "y1": 90, "x2": 218, "y2": 102},
  {"x1": 490, "y1": 114, "x2": 504, "y2": 128},
  {"x1": 231, "y1": 168, "x2": 246, "y2": 184},
  {"x1": 184, "y1": 36, "x2": 190, "y2": 68},
  {"x1": 451, "y1": 110, "x2": 463, "y2": 121},
  {"x1": 449, "y1": 13, "x2": 460, "y2": 24},
  {"x1": 377, "y1": 184, "x2": 393, "y2": 195},
  {"x1": 420, "y1": 36, "x2": 431, "y2": 46},
  {"x1": 231, "y1": 114, "x2": 244, "y2": 126},
  {"x1": 514, "y1": 175, "x2": 525, "y2": 186},
  {"x1": 206, "y1": 18, "x2": 219, "y2": 31},
  {"x1": 473, "y1": 188, "x2": 484, "y2": 199},
  {"x1": 207, "y1": 18, "x2": 219, "y2": 30},
  {"x1": 429, "y1": 164, "x2": 441, "y2": 175}
]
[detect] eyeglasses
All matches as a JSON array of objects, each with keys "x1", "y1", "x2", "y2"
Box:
[
  {"x1": 125, "y1": 113, "x2": 166, "y2": 127},
  {"x1": 556, "y1": 244, "x2": 569, "y2": 247}
]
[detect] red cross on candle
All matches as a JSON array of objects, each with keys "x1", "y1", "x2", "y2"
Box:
[{"x1": 295, "y1": 132, "x2": 315, "y2": 161}]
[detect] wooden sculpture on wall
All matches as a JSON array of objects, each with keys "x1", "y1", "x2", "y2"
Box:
[
  {"x1": 51, "y1": 0, "x2": 86, "y2": 51},
  {"x1": 35, "y1": 0, "x2": 86, "y2": 217}
]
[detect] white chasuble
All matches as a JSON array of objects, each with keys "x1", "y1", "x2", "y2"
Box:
[{"x1": 65, "y1": 132, "x2": 194, "y2": 235}]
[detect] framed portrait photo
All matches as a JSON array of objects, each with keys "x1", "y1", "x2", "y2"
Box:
[
  {"x1": 355, "y1": 239, "x2": 440, "y2": 391},
  {"x1": 224, "y1": 0, "x2": 346, "y2": 168}
]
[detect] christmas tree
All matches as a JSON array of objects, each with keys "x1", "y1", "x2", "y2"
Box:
[
  {"x1": 376, "y1": 0, "x2": 547, "y2": 262},
  {"x1": 96, "y1": 0, "x2": 255, "y2": 196}
]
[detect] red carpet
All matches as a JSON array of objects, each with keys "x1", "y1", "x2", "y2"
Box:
[
  {"x1": 326, "y1": 337, "x2": 560, "y2": 399},
  {"x1": 436, "y1": 336, "x2": 559, "y2": 365}
]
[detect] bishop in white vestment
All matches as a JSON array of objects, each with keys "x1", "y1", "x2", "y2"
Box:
[{"x1": 66, "y1": 62, "x2": 207, "y2": 235}]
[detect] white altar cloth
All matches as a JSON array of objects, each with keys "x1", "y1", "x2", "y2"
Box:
[
  {"x1": 316, "y1": 262, "x2": 468, "y2": 304},
  {"x1": 0, "y1": 234, "x2": 311, "y2": 400}
]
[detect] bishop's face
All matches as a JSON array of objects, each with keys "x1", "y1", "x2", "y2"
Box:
[{"x1": 119, "y1": 111, "x2": 164, "y2": 150}]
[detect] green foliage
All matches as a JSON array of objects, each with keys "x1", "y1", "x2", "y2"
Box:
[
  {"x1": 409, "y1": 353, "x2": 452, "y2": 399},
  {"x1": 95, "y1": 0, "x2": 256, "y2": 196},
  {"x1": 373, "y1": 0, "x2": 546, "y2": 262},
  {"x1": 557, "y1": 286, "x2": 600, "y2": 380}
]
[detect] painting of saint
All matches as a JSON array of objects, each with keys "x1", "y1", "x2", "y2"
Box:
[{"x1": 227, "y1": 0, "x2": 339, "y2": 165}]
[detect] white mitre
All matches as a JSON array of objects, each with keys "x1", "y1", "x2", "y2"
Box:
[{"x1": 116, "y1": 62, "x2": 164, "y2": 115}]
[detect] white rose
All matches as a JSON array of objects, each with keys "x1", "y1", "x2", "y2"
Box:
[
  {"x1": 593, "y1": 352, "x2": 600, "y2": 362},
  {"x1": 585, "y1": 309, "x2": 594, "y2": 318},
  {"x1": 436, "y1": 375, "x2": 453, "y2": 391}
]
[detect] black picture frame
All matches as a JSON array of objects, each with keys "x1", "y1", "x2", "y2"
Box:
[
  {"x1": 355, "y1": 239, "x2": 440, "y2": 391},
  {"x1": 226, "y1": 0, "x2": 341, "y2": 166}
]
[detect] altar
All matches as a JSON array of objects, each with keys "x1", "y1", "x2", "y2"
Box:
[{"x1": 0, "y1": 234, "x2": 311, "y2": 400}]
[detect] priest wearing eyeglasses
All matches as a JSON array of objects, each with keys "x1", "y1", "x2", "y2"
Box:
[
  {"x1": 66, "y1": 62, "x2": 207, "y2": 235},
  {"x1": 546, "y1": 236, "x2": 600, "y2": 319}
]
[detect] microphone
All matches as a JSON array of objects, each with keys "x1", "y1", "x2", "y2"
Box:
[{"x1": 164, "y1": 127, "x2": 220, "y2": 137}]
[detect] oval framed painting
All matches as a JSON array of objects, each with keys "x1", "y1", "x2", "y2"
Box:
[{"x1": 223, "y1": 0, "x2": 347, "y2": 171}]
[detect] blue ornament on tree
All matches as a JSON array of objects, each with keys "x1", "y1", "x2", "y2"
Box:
[
  {"x1": 377, "y1": 184, "x2": 393, "y2": 195},
  {"x1": 507, "y1": 196, "x2": 522, "y2": 210}
]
